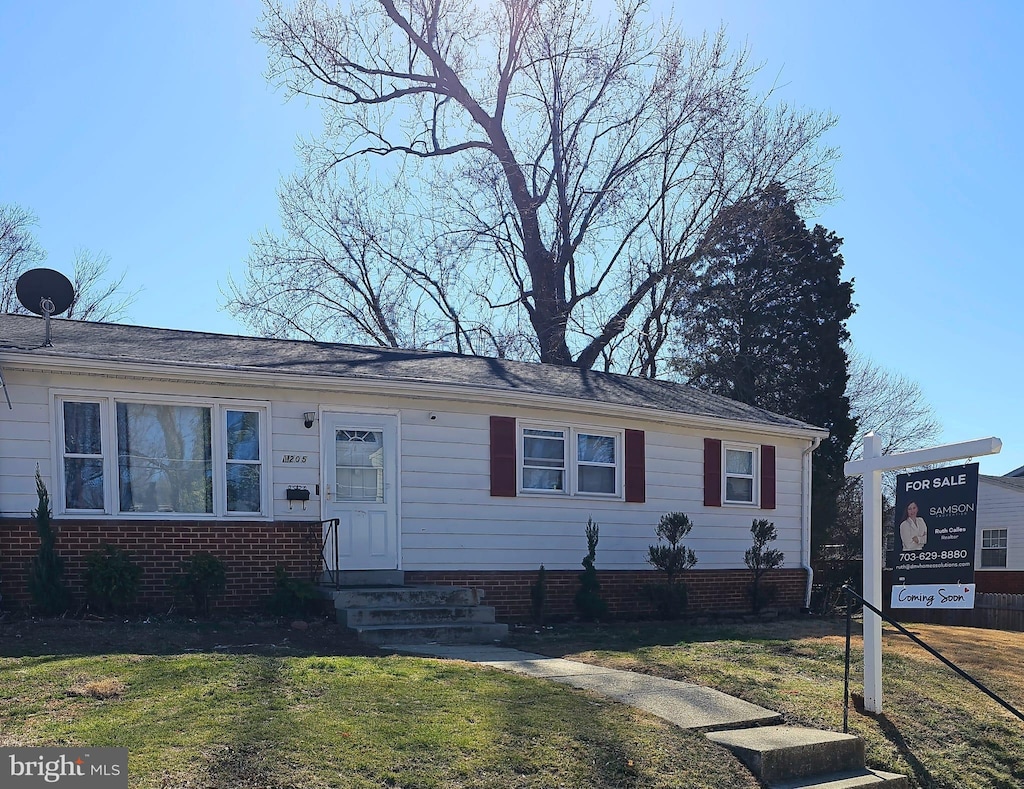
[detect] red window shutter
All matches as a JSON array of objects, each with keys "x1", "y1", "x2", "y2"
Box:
[
  {"x1": 490, "y1": 416, "x2": 517, "y2": 497},
  {"x1": 760, "y1": 444, "x2": 776, "y2": 510},
  {"x1": 704, "y1": 438, "x2": 722, "y2": 507},
  {"x1": 624, "y1": 429, "x2": 646, "y2": 503}
]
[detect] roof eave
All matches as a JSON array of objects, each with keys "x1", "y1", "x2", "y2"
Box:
[{"x1": 0, "y1": 350, "x2": 829, "y2": 441}]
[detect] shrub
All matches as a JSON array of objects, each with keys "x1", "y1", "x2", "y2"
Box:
[
  {"x1": 27, "y1": 470, "x2": 72, "y2": 616},
  {"x1": 85, "y1": 544, "x2": 142, "y2": 615},
  {"x1": 646, "y1": 512, "x2": 697, "y2": 619},
  {"x1": 530, "y1": 565, "x2": 547, "y2": 626},
  {"x1": 574, "y1": 518, "x2": 608, "y2": 621},
  {"x1": 171, "y1": 552, "x2": 226, "y2": 616},
  {"x1": 745, "y1": 518, "x2": 784, "y2": 612},
  {"x1": 267, "y1": 565, "x2": 322, "y2": 617}
]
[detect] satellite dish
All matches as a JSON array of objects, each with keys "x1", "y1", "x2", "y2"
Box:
[{"x1": 16, "y1": 268, "x2": 75, "y2": 316}]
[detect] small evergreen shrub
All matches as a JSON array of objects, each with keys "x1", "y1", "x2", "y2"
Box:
[
  {"x1": 745, "y1": 518, "x2": 784, "y2": 612},
  {"x1": 530, "y1": 565, "x2": 547, "y2": 626},
  {"x1": 27, "y1": 470, "x2": 72, "y2": 616},
  {"x1": 171, "y1": 552, "x2": 226, "y2": 616},
  {"x1": 267, "y1": 565, "x2": 322, "y2": 617},
  {"x1": 85, "y1": 544, "x2": 142, "y2": 615},
  {"x1": 574, "y1": 518, "x2": 608, "y2": 621},
  {"x1": 646, "y1": 512, "x2": 697, "y2": 619}
]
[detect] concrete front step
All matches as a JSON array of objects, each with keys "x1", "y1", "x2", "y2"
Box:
[
  {"x1": 330, "y1": 585, "x2": 482, "y2": 609},
  {"x1": 340, "y1": 605, "x2": 498, "y2": 627},
  {"x1": 356, "y1": 622, "x2": 509, "y2": 646},
  {"x1": 706, "y1": 726, "x2": 878, "y2": 786}
]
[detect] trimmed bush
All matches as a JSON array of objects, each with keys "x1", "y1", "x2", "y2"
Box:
[
  {"x1": 646, "y1": 512, "x2": 697, "y2": 619},
  {"x1": 171, "y1": 552, "x2": 226, "y2": 616},
  {"x1": 574, "y1": 518, "x2": 608, "y2": 621},
  {"x1": 85, "y1": 544, "x2": 142, "y2": 615},
  {"x1": 27, "y1": 470, "x2": 72, "y2": 616}
]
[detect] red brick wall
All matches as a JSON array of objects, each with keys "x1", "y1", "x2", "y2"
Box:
[
  {"x1": 405, "y1": 568, "x2": 808, "y2": 621},
  {"x1": 0, "y1": 518, "x2": 323, "y2": 613},
  {"x1": 975, "y1": 571, "x2": 1024, "y2": 594}
]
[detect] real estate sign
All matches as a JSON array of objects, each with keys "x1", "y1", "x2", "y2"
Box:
[{"x1": 889, "y1": 463, "x2": 979, "y2": 609}]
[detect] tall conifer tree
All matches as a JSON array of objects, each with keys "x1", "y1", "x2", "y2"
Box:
[{"x1": 674, "y1": 183, "x2": 856, "y2": 556}]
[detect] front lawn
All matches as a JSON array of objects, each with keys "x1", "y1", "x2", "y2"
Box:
[{"x1": 0, "y1": 618, "x2": 757, "y2": 789}]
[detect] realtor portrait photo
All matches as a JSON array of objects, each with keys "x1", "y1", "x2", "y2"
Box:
[{"x1": 899, "y1": 501, "x2": 928, "y2": 551}]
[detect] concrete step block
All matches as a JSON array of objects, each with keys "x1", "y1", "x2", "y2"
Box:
[
  {"x1": 772, "y1": 768, "x2": 909, "y2": 788},
  {"x1": 707, "y1": 726, "x2": 864, "y2": 784},
  {"x1": 339, "y1": 605, "x2": 498, "y2": 627},
  {"x1": 355, "y1": 622, "x2": 509, "y2": 646},
  {"x1": 331, "y1": 585, "x2": 482, "y2": 609}
]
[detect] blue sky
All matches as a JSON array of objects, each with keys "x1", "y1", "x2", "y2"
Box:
[{"x1": 2, "y1": 1, "x2": 1021, "y2": 474}]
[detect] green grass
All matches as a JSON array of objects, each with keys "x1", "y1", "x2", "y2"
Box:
[
  {"x1": 0, "y1": 625, "x2": 759, "y2": 789},
  {"x1": 510, "y1": 618, "x2": 1024, "y2": 789}
]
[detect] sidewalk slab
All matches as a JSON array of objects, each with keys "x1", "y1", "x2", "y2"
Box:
[{"x1": 389, "y1": 643, "x2": 781, "y2": 730}]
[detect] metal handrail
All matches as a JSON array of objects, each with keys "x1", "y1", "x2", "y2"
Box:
[
  {"x1": 841, "y1": 584, "x2": 1024, "y2": 732},
  {"x1": 320, "y1": 518, "x2": 341, "y2": 589}
]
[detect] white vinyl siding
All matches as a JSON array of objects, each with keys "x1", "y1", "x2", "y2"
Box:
[{"x1": 0, "y1": 368, "x2": 809, "y2": 571}]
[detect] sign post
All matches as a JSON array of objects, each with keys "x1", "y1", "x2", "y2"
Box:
[{"x1": 844, "y1": 434, "x2": 1001, "y2": 714}]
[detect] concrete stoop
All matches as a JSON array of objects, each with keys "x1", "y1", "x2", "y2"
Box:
[
  {"x1": 706, "y1": 726, "x2": 908, "y2": 789},
  {"x1": 330, "y1": 585, "x2": 508, "y2": 645}
]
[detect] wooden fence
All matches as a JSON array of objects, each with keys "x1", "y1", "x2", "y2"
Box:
[{"x1": 892, "y1": 593, "x2": 1024, "y2": 632}]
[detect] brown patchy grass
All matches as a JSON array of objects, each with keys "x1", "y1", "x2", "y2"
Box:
[
  {"x1": 68, "y1": 677, "x2": 127, "y2": 699},
  {"x1": 510, "y1": 618, "x2": 1024, "y2": 789}
]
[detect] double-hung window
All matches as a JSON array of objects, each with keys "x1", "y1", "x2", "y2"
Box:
[
  {"x1": 56, "y1": 394, "x2": 269, "y2": 517},
  {"x1": 981, "y1": 528, "x2": 1008, "y2": 568},
  {"x1": 520, "y1": 424, "x2": 620, "y2": 496},
  {"x1": 723, "y1": 444, "x2": 758, "y2": 505}
]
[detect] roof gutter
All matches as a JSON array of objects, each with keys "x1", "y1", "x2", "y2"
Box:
[{"x1": 802, "y1": 435, "x2": 823, "y2": 611}]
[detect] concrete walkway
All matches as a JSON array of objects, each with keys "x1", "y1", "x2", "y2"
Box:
[{"x1": 388, "y1": 644, "x2": 782, "y2": 731}]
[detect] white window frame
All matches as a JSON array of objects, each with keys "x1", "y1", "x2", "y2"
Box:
[
  {"x1": 53, "y1": 391, "x2": 271, "y2": 519},
  {"x1": 722, "y1": 442, "x2": 760, "y2": 506},
  {"x1": 981, "y1": 528, "x2": 1008, "y2": 569},
  {"x1": 518, "y1": 422, "x2": 622, "y2": 498}
]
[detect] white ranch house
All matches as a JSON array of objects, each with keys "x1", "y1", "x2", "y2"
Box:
[{"x1": 0, "y1": 313, "x2": 827, "y2": 620}]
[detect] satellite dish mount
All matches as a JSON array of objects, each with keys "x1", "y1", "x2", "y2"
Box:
[{"x1": 15, "y1": 268, "x2": 75, "y2": 347}]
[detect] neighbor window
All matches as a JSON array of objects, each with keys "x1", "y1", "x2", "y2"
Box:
[
  {"x1": 724, "y1": 444, "x2": 758, "y2": 505},
  {"x1": 521, "y1": 425, "x2": 620, "y2": 496},
  {"x1": 981, "y1": 529, "x2": 1008, "y2": 568},
  {"x1": 56, "y1": 395, "x2": 268, "y2": 517}
]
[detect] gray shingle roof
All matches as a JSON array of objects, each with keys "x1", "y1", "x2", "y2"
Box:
[
  {"x1": 981, "y1": 475, "x2": 1024, "y2": 493},
  {"x1": 0, "y1": 313, "x2": 823, "y2": 433}
]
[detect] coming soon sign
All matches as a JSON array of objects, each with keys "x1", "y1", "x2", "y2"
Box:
[{"x1": 889, "y1": 463, "x2": 979, "y2": 609}]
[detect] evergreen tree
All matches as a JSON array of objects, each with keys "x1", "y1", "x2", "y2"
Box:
[{"x1": 674, "y1": 183, "x2": 857, "y2": 557}]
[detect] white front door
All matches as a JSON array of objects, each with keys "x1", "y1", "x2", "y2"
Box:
[{"x1": 322, "y1": 413, "x2": 400, "y2": 571}]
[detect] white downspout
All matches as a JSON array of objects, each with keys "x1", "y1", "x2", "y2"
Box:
[{"x1": 801, "y1": 436, "x2": 822, "y2": 610}]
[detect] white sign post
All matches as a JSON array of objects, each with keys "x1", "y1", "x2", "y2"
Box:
[{"x1": 844, "y1": 434, "x2": 1001, "y2": 714}]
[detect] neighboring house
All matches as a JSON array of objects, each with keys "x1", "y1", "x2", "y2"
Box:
[
  {"x1": 0, "y1": 313, "x2": 827, "y2": 619},
  {"x1": 974, "y1": 474, "x2": 1024, "y2": 593}
]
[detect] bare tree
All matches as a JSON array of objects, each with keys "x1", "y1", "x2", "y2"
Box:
[
  {"x1": 817, "y1": 352, "x2": 941, "y2": 581},
  {"x1": 65, "y1": 249, "x2": 139, "y2": 323},
  {"x1": 231, "y1": 0, "x2": 838, "y2": 369},
  {"x1": 0, "y1": 204, "x2": 47, "y2": 313},
  {"x1": 0, "y1": 202, "x2": 138, "y2": 322},
  {"x1": 846, "y1": 351, "x2": 942, "y2": 461}
]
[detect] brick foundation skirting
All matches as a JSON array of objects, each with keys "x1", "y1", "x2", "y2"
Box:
[
  {"x1": 0, "y1": 518, "x2": 323, "y2": 613},
  {"x1": 1, "y1": 518, "x2": 808, "y2": 619},
  {"x1": 405, "y1": 568, "x2": 808, "y2": 622}
]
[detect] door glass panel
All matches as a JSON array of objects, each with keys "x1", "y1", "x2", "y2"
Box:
[{"x1": 335, "y1": 429, "x2": 385, "y2": 502}]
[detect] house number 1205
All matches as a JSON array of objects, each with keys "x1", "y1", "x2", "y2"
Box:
[{"x1": 282, "y1": 455, "x2": 308, "y2": 463}]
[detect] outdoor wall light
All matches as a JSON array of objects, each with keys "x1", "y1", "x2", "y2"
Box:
[{"x1": 303, "y1": 411, "x2": 317, "y2": 429}]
